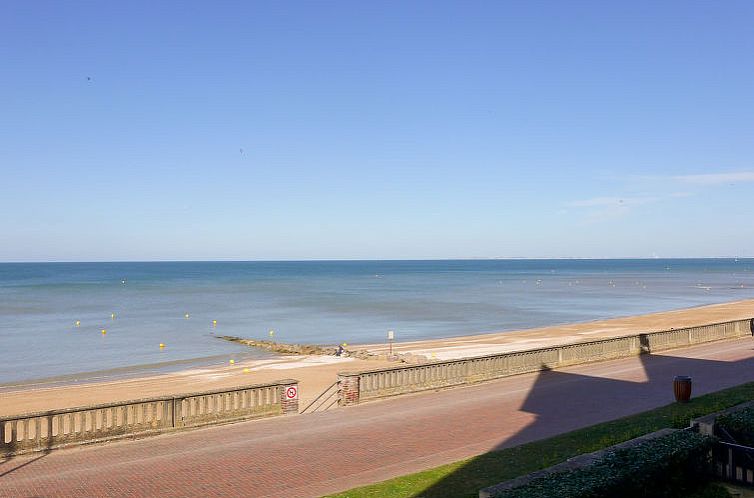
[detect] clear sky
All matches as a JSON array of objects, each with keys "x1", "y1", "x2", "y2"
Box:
[{"x1": 2, "y1": 1, "x2": 753, "y2": 261}]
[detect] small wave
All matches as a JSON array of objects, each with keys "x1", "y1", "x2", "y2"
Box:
[{"x1": 0, "y1": 352, "x2": 264, "y2": 393}]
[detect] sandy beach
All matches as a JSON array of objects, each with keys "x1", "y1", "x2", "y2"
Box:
[
  {"x1": 359, "y1": 298, "x2": 754, "y2": 359},
  {"x1": 1, "y1": 298, "x2": 753, "y2": 417},
  {"x1": 0, "y1": 355, "x2": 390, "y2": 417}
]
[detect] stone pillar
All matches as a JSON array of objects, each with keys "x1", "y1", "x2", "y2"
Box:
[
  {"x1": 172, "y1": 397, "x2": 183, "y2": 428},
  {"x1": 280, "y1": 380, "x2": 299, "y2": 415},
  {"x1": 338, "y1": 374, "x2": 360, "y2": 406}
]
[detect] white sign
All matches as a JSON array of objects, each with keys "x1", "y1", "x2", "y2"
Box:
[
  {"x1": 285, "y1": 386, "x2": 298, "y2": 400},
  {"x1": 387, "y1": 330, "x2": 394, "y2": 340}
]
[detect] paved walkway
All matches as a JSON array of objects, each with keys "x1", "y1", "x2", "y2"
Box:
[{"x1": 3, "y1": 338, "x2": 754, "y2": 497}]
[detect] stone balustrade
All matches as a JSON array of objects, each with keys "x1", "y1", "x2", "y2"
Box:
[
  {"x1": 175, "y1": 383, "x2": 287, "y2": 428},
  {"x1": 339, "y1": 318, "x2": 754, "y2": 405},
  {"x1": 0, "y1": 379, "x2": 298, "y2": 456}
]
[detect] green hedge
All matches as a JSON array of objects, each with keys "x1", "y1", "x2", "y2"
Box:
[
  {"x1": 500, "y1": 430, "x2": 712, "y2": 498},
  {"x1": 686, "y1": 483, "x2": 732, "y2": 498},
  {"x1": 716, "y1": 406, "x2": 754, "y2": 446}
]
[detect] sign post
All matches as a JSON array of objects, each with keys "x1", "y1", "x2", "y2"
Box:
[
  {"x1": 281, "y1": 381, "x2": 299, "y2": 415},
  {"x1": 387, "y1": 329, "x2": 394, "y2": 356}
]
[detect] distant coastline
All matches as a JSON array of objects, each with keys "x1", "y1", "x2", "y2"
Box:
[{"x1": 2, "y1": 256, "x2": 753, "y2": 264}]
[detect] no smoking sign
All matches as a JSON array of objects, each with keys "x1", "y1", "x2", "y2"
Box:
[{"x1": 285, "y1": 386, "x2": 298, "y2": 400}]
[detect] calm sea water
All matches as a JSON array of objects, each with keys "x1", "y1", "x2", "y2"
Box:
[{"x1": 1, "y1": 259, "x2": 754, "y2": 385}]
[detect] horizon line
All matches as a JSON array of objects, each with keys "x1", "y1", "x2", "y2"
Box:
[{"x1": 1, "y1": 256, "x2": 752, "y2": 264}]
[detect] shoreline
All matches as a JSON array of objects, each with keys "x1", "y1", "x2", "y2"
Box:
[
  {"x1": 0, "y1": 350, "x2": 270, "y2": 393},
  {"x1": 2, "y1": 298, "x2": 753, "y2": 417}
]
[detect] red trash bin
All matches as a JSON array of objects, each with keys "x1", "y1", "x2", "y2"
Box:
[{"x1": 673, "y1": 375, "x2": 692, "y2": 402}]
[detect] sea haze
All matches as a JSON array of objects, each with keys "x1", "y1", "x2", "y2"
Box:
[{"x1": 1, "y1": 259, "x2": 753, "y2": 384}]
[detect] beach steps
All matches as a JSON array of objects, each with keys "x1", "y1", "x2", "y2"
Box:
[{"x1": 300, "y1": 380, "x2": 340, "y2": 414}]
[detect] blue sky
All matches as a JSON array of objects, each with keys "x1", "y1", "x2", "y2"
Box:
[{"x1": 2, "y1": 1, "x2": 753, "y2": 261}]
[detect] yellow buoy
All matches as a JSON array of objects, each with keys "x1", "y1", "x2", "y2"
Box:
[
  {"x1": 159, "y1": 343, "x2": 165, "y2": 348},
  {"x1": 243, "y1": 368, "x2": 250, "y2": 373},
  {"x1": 111, "y1": 312, "x2": 116, "y2": 320},
  {"x1": 75, "y1": 320, "x2": 81, "y2": 327},
  {"x1": 229, "y1": 359, "x2": 235, "y2": 365},
  {"x1": 342, "y1": 342, "x2": 347, "y2": 347},
  {"x1": 269, "y1": 330, "x2": 274, "y2": 337},
  {"x1": 184, "y1": 313, "x2": 190, "y2": 319},
  {"x1": 212, "y1": 320, "x2": 217, "y2": 327},
  {"x1": 101, "y1": 329, "x2": 107, "y2": 335}
]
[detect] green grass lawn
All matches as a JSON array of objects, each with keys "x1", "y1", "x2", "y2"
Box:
[{"x1": 327, "y1": 382, "x2": 754, "y2": 498}]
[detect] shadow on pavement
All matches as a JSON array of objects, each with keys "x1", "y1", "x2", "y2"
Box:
[
  {"x1": 0, "y1": 452, "x2": 50, "y2": 478},
  {"x1": 0, "y1": 415, "x2": 54, "y2": 478},
  {"x1": 417, "y1": 341, "x2": 754, "y2": 497}
]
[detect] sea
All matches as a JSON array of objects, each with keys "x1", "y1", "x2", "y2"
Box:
[{"x1": 1, "y1": 259, "x2": 753, "y2": 386}]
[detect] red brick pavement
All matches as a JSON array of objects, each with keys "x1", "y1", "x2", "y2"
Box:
[{"x1": 2, "y1": 338, "x2": 754, "y2": 497}]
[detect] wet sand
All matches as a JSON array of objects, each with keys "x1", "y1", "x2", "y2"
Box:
[{"x1": 2, "y1": 299, "x2": 753, "y2": 417}]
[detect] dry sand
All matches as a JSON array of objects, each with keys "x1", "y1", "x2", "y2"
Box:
[
  {"x1": 358, "y1": 299, "x2": 754, "y2": 360},
  {"x1": 1, "y1": 299, "x2": 753, "y2": 417},
  {"x1": 0, "y1": 355, "x2": 390, "y2": 417}
]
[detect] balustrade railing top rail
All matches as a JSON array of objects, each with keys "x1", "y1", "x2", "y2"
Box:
[
  {"x1": 1, "y1": 378, "x2": 298, "y2": 456},
  {"x1": 0, "y1": 394, "x2": 176, "y2": 423},
  {"x1": 338, "y1": 335, "x2": 630, "y2": 378},
  {"x1": 340, "y1": 318, "x2": 753, "y2": 377}
]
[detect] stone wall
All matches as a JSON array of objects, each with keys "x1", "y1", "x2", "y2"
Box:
[
  {"x1": 338, "y1": 318, "x2": 754, "y2": 405},
  {"x1": 692, "y1": 400, "x2": 754, "y2": 437},
  {"x1": 0, "y1": 379, "x2": 298, "y2": 457}
]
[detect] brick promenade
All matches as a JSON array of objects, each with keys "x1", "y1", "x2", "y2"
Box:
[{"x1": 2, "y1": 338, "x2": 754, "y2": 497}]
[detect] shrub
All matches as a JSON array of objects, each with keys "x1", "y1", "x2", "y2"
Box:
[
  {"x1": 716, "y1": 406, "x2": 754, "y2": 446},
  {"x1": 501, "y1": 430, "x2": 713, "y2": 498},
  {"x1": 685, "y1": 483, "x2": 732, "y2": 498}
]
